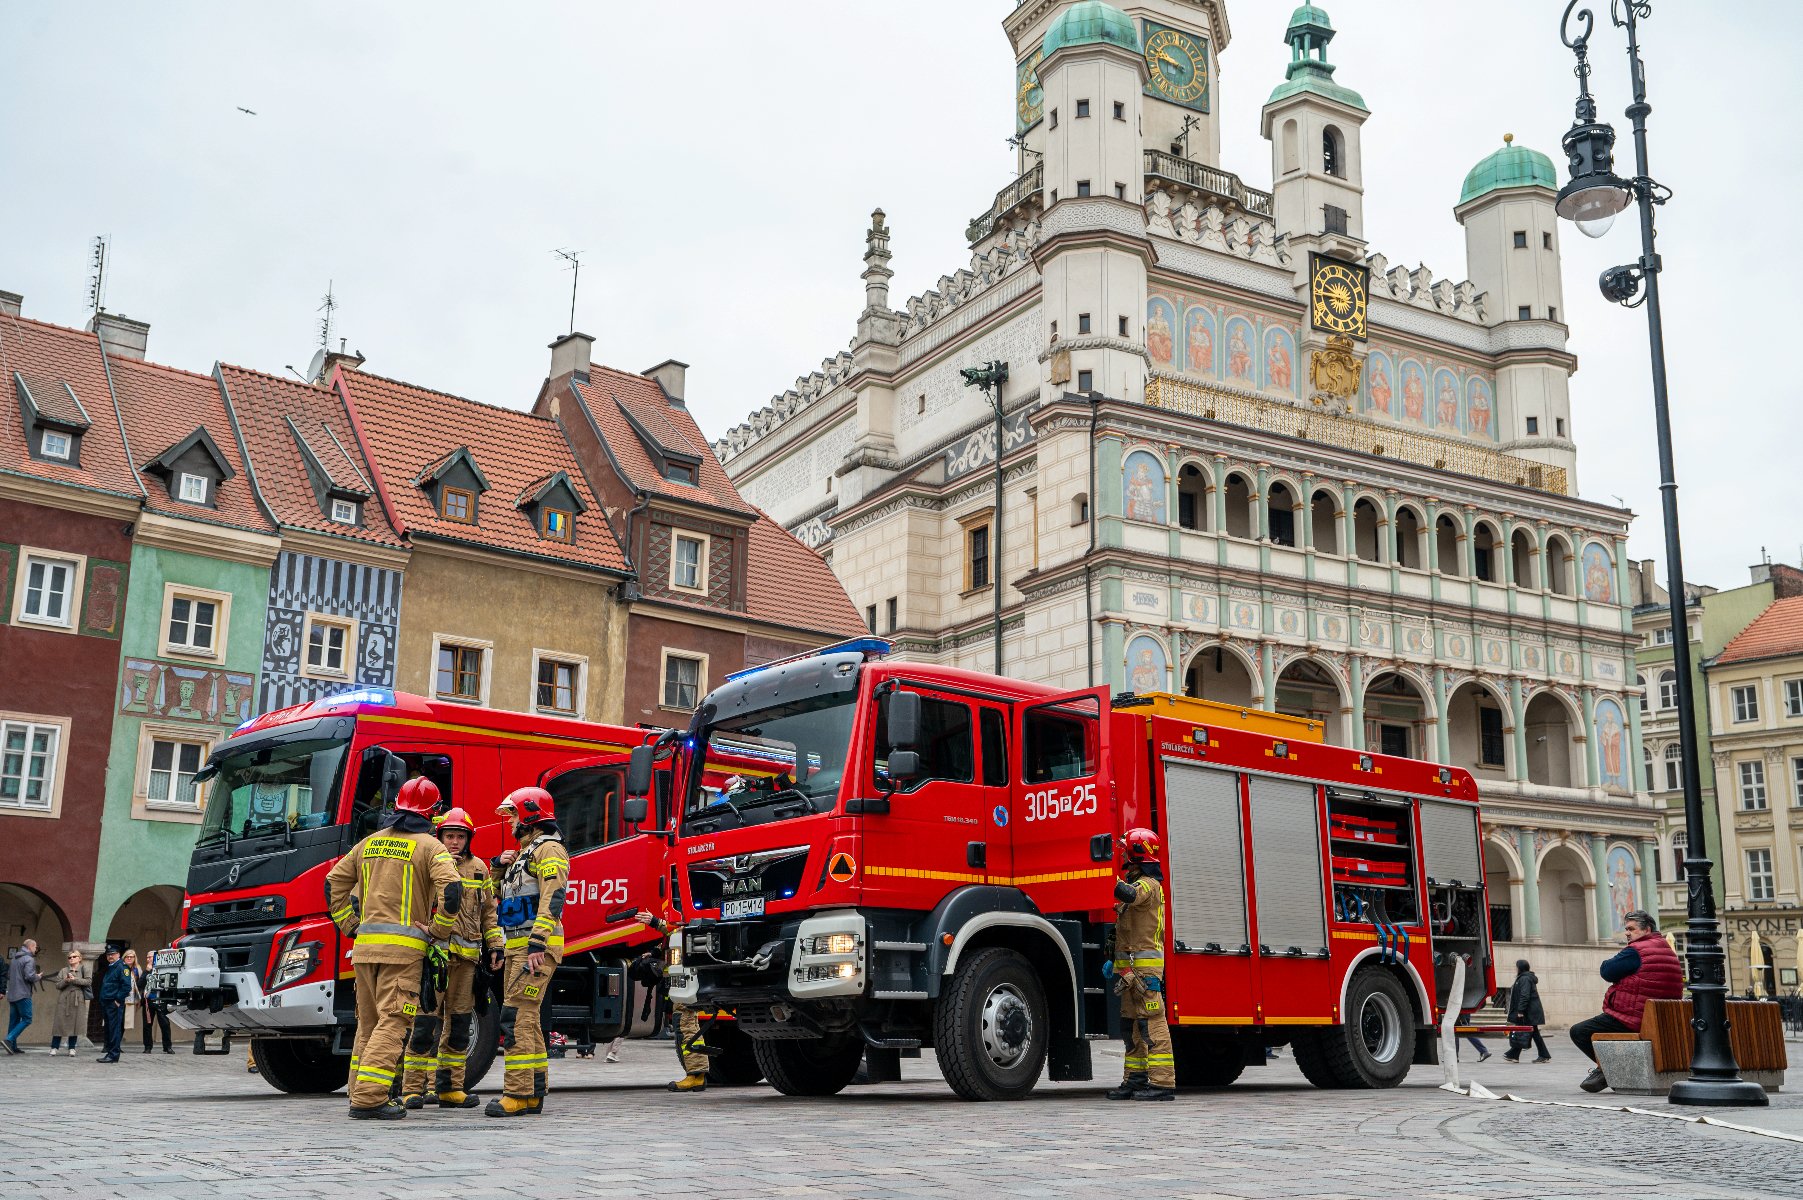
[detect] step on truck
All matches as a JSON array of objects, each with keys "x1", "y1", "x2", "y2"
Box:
[
  {"x1": 154, "y1": 687, "x2": 765, "y2": 1093},
  {"x1": 639, "y1": 639, "x2": 1496, "y2": 1100}
]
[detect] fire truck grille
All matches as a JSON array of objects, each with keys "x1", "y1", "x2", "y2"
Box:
[{"x1": 688, "y1": 846, "x2": 811, "y2": 912}]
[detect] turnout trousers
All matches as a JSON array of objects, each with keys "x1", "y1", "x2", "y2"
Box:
[
  {"x1": 349, "y1": 961, "x2": 422, "y2": 1109},
  {"x1": 500, "y1": 945, "x2": 559, "y2": 1101},
  {"x1": 675, "y1": 1004, "x2": 709, "y2": 1075},
  {"x1": 1120, "y1": 971, "x2": 1175, "y2": 1089},
  {"x1": 402, "y1": 958, "x2": 478, "y2": 1096}
]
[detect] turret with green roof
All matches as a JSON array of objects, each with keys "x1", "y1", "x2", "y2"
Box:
[
  {"x1": 1268, "y1": 4, "x2": 1366, "y2": 112},
  {"x1": 1041, "y1": 0, "x2": 1140, "y2": 59},
  {"x1": 1458, "y1": 133, "x2": 1558, "y2": 207}
]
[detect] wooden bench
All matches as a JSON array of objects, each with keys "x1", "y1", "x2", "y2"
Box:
[{"x1": 1592, "y1": 998, "x2": 1788, "y2": 1095}]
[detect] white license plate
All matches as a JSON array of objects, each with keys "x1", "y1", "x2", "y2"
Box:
[
  {"x1": 152, "y1": 972, "x2": 178, "y2": 992},
  {"x1": 153, "y1": 949, "x2": 184, "y2": 970},
  {"x1": 721, "y1": 896, "x2": 765, "y2": 920}
]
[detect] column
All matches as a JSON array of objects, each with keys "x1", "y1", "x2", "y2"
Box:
[
  {"x1": 1349, "y1": 655, "x2": 1366, "y2": 751},
  {"x1": 1581, "y1": 687, "x2": 1601, "y2": 790},
  {"x1": 1260, "y1": 641, "x2": 1276, "y2": 711},
  {"x1": 1341, "y1": 481, "x2": 1358, "y2": 588},
  {"x1": 1255, "y1": 463, "x2": 1271, "y2": 542},
  {"x1": 1432, "y1": 664, "x2": 1451, "y2": 762},
  {"x1": 1638, "y1": 838, "x2": 1659, "y2": 913},
  {"x1": 1509, "y1": 676, "x2": 1529, "y2": 783},
  {"x1": 1516, "y1": 828, "x2": 1542, "y2": 941},
  {"x1": 1300, "y1": 471, "x2": 1317, "y2": 552},
  {"x1": 1588, "y1": 833, "x2": 1612, "y2": 940},
  {"x1": 1213, "y1": 456, "x2": 1229, "y2": 568}
]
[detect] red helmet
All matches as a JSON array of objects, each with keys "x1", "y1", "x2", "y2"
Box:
[
  {"x1": 1123, "y1": 827, "x2": 1161, "y2": 866},
  {"x1": 498, "y1": 786, "x2": 555, "y2": 824},
  {"x1": 436, "y1": 807, "x2": 475, "y2": 836},
  {"x1": 395, "y1": 777, "x2": 441, "y2": 816}
]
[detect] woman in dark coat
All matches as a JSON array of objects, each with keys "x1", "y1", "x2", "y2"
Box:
[{"x1": 1502, "y1": 958, "x2": 1551, "y2": 1062}]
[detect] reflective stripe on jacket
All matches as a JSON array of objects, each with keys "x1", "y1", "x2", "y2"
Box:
[
  {"x1": 324, "y1": 827, "x2": 462, "y2": 965},
  {"x1": 498, "y1": 829, "x2": 569, "y2": 954},
  {"x1": 1113, "y1": 874, "x2": 1166, "y2": 973}
]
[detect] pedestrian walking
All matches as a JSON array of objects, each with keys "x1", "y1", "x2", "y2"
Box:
[
  {"x1": 50, "y1": 949, "x2": 90, "y2": 1055},
  {"x1": 1457, "y1": 1012, "x2": 1491, "y2": 1061},
  {"x1": 324, "y1": 775, "x2": 463, "y2": 1120},
  {"x1": 1501, "y1": 959, "x2": 1551, "y2": 1063},
  {"x1": 95, "y1": 947, "x2": 129, "y2": 1063},
  {"x1": 1571, "y1": 910, "x2": 1682, "y2": 1093},
  {"x1": 5, "y1": 939, "x2": 45, "y2": 1053}
]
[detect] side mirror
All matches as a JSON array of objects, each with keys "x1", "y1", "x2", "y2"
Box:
[
  {"x1": 886, "y1": 690, "x2": 920, "y2": 749},
  {"x1": 622, "y1": 795, "x2": 649, "y2": 825},
  {"x1": 625, "y1": 745, "x2": 654, "y2": 800},
  {"x1": 361, "y1": 747, "x2": 407, "y2": 808},
  {"x1": 887, "y1": 749, "x2": 921, "y2": 783}
]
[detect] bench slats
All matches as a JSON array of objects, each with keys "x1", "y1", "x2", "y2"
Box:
[{"x1": 1639, "y1": 999, "x2": 1788, "y2": 1074}]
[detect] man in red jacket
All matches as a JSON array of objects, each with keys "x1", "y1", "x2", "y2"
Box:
[{"x1": 1572, "y1": 910, "x2": 1684, "y2": 1093}]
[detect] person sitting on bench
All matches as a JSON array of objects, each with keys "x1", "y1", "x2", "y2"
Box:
[{"x1": 1571, "y1": 910, "x2": 1683, "y2": 1093}]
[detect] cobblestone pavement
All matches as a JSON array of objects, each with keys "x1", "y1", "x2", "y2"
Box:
[{"x1": 1, "y1": 1037, "x2": 1798, "y2": 1198}]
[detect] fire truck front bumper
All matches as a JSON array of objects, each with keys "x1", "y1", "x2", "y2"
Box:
[
  {"x1": 673, "y1": 910, "x2": 868, "y2": 1005},
  {"x1": 155, "y1": 947, "x2": 338, "y2": 1034}
]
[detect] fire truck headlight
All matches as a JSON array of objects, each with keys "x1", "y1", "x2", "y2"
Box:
[
  {"x1": 802, "y1": 932, "x2": 859, "y2": 956},
  {"x1": 801, "y1": 963, "x2": 859, "y2": 982},
  {"x1": 270, "y1": 942, "x2": 320, "y2": 990},
  {"x1": 667, "y1": 941, "x2": 683, "y2": 968}
]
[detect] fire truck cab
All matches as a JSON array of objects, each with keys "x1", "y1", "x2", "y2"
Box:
[{"x1": 651, "y1": 640, "x2": 1495, "y2": 1100}]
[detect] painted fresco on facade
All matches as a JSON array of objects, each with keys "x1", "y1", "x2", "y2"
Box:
[
  {"x1": 1123, "y1": 450, "x2": 1167, "y2": 524},
  {"x1": 1231, "y1": 600, "x2": 1259, "y2": 631},
  {"x1": 259, "y1": 552, "x2": 402, "y2": 713},
  {"x1": 120, "y1": 659, "x2": 256, "y2": 726},
  {"x1": 1224, "y1": 317, "x2": 1256, "y2": 385},
  {"x1": 1432, "y1": 368, "x2": 1462, "y2": 433},
  {"x1": 1127, "y1": 634, "x2": 1168, "y2": 694},
  {"x1": 1319, "y1": 614, "x2": 1345, "y2": 642},
  {"x1": 1595, "y1": 696, "x2": 1630, "y2": 792},
  {"x1": 1264, "y1": 326, "x2": 1296, "y2": 396},
  {"x1": 1607, "y1": 844, "x2": 1639, "y2": 932},
  {"x1": 1146, "y1": 296, "x2": 1177, "y2": 368},
  {"x1": 1581, "y1": 542, "x2": 1615, "y2": 604},
  {"x1": 1398, "y1": 359, "x2": 1427, "y2": 423},
  {"x1": 1467, "y1": 377, "x2": 1494, "y2": 438},
  {"x1": 1182, "y1": 305, "x2": 1215, "y2": 376},
  {"x1": 1364, "y1": 351, "x2": 1393, "y2": 416},
  {"x1": 1181, "y1": 592, "x2": 1216, "y2": 625}
]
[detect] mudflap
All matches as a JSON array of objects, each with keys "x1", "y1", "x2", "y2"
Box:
[
  {"x1": 1414, "y1": 1032, "x2": 1440, "y2": 1065},
  {"x1": 192, "y1": 1031, "x2": 234, "y2": 1056},
  {"x1": 1049, "y1": 1035, "x2": 1092, "y2": 1082},
  {"x1": 864, "y1": 1046, "x2": 903, "y2": 1083}
]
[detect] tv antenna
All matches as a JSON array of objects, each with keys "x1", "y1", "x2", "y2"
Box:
[
  {"x1": 1177, "y1": 114, "x2": 1202, "y2": 160},
  {"x1": 552, "y1": 248, "x2": 583, "y2": 334},
  {"x1": 87, "y1": 236, "x2": 111, "y2": 317},
  {"x1": 317, "y1": 280, "x2": 338, "y2": 349}
]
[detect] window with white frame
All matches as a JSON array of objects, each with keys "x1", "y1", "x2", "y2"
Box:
[
  {"x1": 1636, "y1": 674, "x2": 1648, "y2": 713},
  {"x1": 16, "y1": 553, "x2": 79, "y2": 628},
  {"x1": 670, "y1": 532, "x2": 708, "y2": 593},
  {"x1": 162, "y1": 584, "x2": 229, "y2": 657},
  {"x1": 1670, "y1": 830, "x2": 1687, "y2": 881},
  {"x1": 145, "y1": 736, "x2": 207, "y2": 809},
  {"x1": 661, "y1": 650, "x2": 704, "y2": 711},
  {"x1": 1785, "y1": 678, "x2": 1803, "y2": 718},
  {"x1": 301, "y1": 613, "x2": 356, "y2": 679},
  {"x1": 176, "y1": 472, "x2": 209, "y2": 503},
  {"x1": 40, "y1": 430, "x2": 71, "y2": 460},
  {"x1": 532, "y1": 651, "x2": 585, "y2": 717},
  {"x1": 1663, "y1": 743, "x2": 1682, "y2": 792},
  {"x1": 1657, "y1": 670, "x2": 1678, "y2": 710},
  {"x1": 330, "y1": 498, "x2": 359, "y2": 525},
  {"x1": 1792, "y1": 755, "x2": 1803, "y2": 806},
  {"x1": 1746, "y1": 848, "x2": 1774, "y2": 902},
  {"x1": 1652, "y1": 626, "x2": 1673, "y2": 645},
  {"x1": 1739, "y1": 760, "x2": 1767, "y2": 810},
  {"x1": 433, "y1": 637, "x2": 489, "y2": 703},
  {"x1": 1731, "y1": 684, "x2": 1760, "y2": 723},
  {"x1": 0, "y1": 717, "x2": 63, "y2": 812}
]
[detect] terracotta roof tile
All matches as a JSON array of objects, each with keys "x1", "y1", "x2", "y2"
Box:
[
  {"x1": 18, "y1": 370, "x2": 92, "y2": 429},
  {"x1": 218, "y1": 363, "x2": 404, "y2": 547},
  {"x1": 107, "y1": 354, "x2": 274, "y2": 534},
  {"x1": 0, "y1": 314, "x2": 141, "y2": 499},
  {"x1": 1714, "y1": 595, "x2": 1803, "y2": 666},
  {"x1": 575, "y1": 366, "x2": 753, "y2": 515},
  {"x1": 340, "y1": 369, "x2": 626, "y2": 573},
  {"x1": 745, "y1": 516, "x2": 867, "y2": 638}
]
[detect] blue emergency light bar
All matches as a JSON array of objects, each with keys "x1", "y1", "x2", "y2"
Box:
[
  {"x1": 724, "y1": 637, "x2": 891, "y2": 683},
  {"x1": 319, "y1": 687, "x2": 396, "y2": 709}
]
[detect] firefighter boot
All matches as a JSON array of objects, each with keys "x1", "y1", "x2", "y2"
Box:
[
  {"x1": 436, "y1": 1089, "x2": 481, "y2": 1108},
  {"x1": 401, "y1": 1093, "x2": 427, "y2": 1110},
  {"x1": 1132, "y1": 1086, "x2": 1177, "y2": 1101},
  {"x1": 484, "y1": 1095, "x2": 536, "y2": 1117},
  {"x1": 349, "y1": 1100, "x2": 408, "y2": 1121},
  {"x1": 1105, "y1": 1075, "x2": 1148, "y2": 1100},
  {"x1": 668, "y1": 1071, "x2": 708, "y2": 1092},
  {"x1": 531, "y1": 1070, "x2": 547, "y2": 1115}
]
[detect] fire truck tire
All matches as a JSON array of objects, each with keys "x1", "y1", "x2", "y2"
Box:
[
  {"x1": 1296, "y1": 969, "x2": 1416, "y2": 1089},
  {"x1": 754, "y1": 1034, "x2": 865, "y2": 1096},
  {"x1": 461, "y1": 1007, "x2": 501, "y2": 1090},
  {"x1": 1171, "y1": 1031, "x2": 1244, "y2": 1089},
  {"x1": 933, "y1": 947, "x2": 1048, "y2": 1101},
  {"x1": 251, "y1": 1038, "x2": 349, "y2": 1094},
  {"x1": 705, "y1": 1022, "x2": 765, "y2": 1087}
]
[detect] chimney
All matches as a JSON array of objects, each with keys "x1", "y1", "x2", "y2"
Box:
[
  {"x1": 548, "y1": 332, "x2": 594, "y2": 383},
  {"x1": 87, "y1": 311, "x2": 150, "y2": 361},
  {"x1": 0, "y1": 290, "x2": 21, "y2": 318},
  {"x1": 644, "y1": 358, "x2": 688, "y2": 405},
  {"x1": 1768, "y1": 562, "x2": 1803, "y2": 599}
]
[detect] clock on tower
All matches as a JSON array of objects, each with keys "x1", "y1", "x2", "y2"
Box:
[
  {"x1": 1142, "y1": 20, "x2": 1209, "y2": 112},
  {"x1": 1309, "y1": 253, "x2": 1370, "y2": 341}
]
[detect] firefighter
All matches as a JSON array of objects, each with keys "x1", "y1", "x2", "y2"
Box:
[
  {"x1": 400, "y1": 807, "x2": 504, "y2": 1109},
  {"x1": 486, "y1": 786, "x2": 569, "y2": 1117},
  {"x1": 324, "y1": 776, "x2": 464, "y2": 1120},
  {"x1": 634, "y1": 907, "x2": 710, "y2": 1092},
  {"x1": 1105, "y1": 826, "x2": 1176, "y2": 1101}
]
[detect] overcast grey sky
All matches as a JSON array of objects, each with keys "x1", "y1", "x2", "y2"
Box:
[{"x1": 1, "y1": 1, "x2": 1792, "y2": 588}]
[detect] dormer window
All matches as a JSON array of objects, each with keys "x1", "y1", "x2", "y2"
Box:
[
  {"x1": 414, "y1": 446, "x2": 490, "y2": 527},
  {"x1": 330, "y1": 498, "x2": 359, "y2": 525},
  {"x1": 442, "y1": 487, "x2": 475, "y2": 523},
  {"x1": 542, "y1": 508, "x2": 572, "y2": 542},
  {"x1": 664, "y1": 462, "x2": 696, "y2": 485},
  {"x1": 40, "y1": 431, "x2": 70, "y2": 460},
  {"x1": 515, "y1": 469, "x2": 588, "y2": 545},
  {"x1": 16, "y1": 374, "x2": 92, "y2": 467},
  {"x1": 140, "y1": 427, "x2": 233, "y2": 511},
  {"x1": 177, "y1": 473, "x2": 208, "y2": 504}
]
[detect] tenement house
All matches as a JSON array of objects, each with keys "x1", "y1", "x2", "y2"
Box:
[{"x1": 710, "y1": 1, "x2": 1651, "y2": 1020}]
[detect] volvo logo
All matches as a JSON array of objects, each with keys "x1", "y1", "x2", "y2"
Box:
[{"x1": 226, "y1": 864, "x2": 242, "y2": 886}]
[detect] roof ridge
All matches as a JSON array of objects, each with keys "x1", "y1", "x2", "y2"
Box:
[
  {"x1": 220, "y1": 361, "x2": 325, "y2": 388},
  {"x1": 351, "y1": 368, "x2": 556, "y2": 422},
  {"x1": 109, "y1": 354, "x2": 215, "y2": 384}
]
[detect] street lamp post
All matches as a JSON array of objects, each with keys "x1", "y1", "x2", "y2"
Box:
[
  {"x1": 961, "y1": 360, "x2": 1011, "y2": 674},
  {"x1": 1553, "y1": 0, "x2": 1765, "y2": 1107}
]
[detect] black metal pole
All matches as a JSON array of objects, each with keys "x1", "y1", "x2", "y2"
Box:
[
  {"x1": 1599, "y1": 4, "x2": 1763, "y2": 1107},
  {"x1": 992, "y1": 382, "x2": 1005, "y2": 675}
]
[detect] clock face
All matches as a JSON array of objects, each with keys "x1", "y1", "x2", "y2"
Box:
[
  {"x1": 1310, "y1": 255, "x2": 1370, "y2": 340},
  {"x1": 1016, "y1": 49, "x2": 1045, "y2": 133},
  {"x1": 1143, "y1": 23, "x2": 1209, "y2": 112}
]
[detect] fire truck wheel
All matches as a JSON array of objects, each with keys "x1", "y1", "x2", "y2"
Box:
[
  {"x1": 754, "y1": 1033, "x2": 865, "y2": 1096},
  {"x1": 460, "y1": 1006, "x2": 502, "y2": 1090},
  {"x1": 933, "y1": 947, "x2": 1048, "y2": 1101},
  {"x1": 1296, "y1": 969, "x2": 1416, "y2": 1089},
  {"x1": 705, "y1": 1022, "x2": 766, "y2": 1087},
  {"x1": 251, "y1": 1037, "x2": 350, "y2": 1094},
  {"x1": 1171, "y1": 1031, "x2": 1244, "y2": 1089}
]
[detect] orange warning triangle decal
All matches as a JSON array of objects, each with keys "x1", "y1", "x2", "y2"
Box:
[{"x1": 827, "y1": 852, "x2": 857, "y2": 882}]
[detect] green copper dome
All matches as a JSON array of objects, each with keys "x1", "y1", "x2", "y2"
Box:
[
  {"x1": 1267, "y1": 3, "x2": 1366, "y2": 112},
  {"x1": 1042, "y1": 1, "x2": 1140, "y2": 59},
  {"x1": 1288, "y1": 5, "x2": 1334, "y2": 33},
  {"x1": 1458, "y1": 135, "x2": 1557, "y2": 206}
]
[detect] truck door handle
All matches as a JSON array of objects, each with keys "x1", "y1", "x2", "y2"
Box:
[
  {"x1": 1090, "y1": 833, "x2": 1113, "y2": 862},
  {"x1": 967, "y1": 842, "x2": 987, "y2": 869}
]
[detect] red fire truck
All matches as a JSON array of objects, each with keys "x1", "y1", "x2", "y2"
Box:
[
  {"x1": 154, "y1": 687, "x2": 764, "y2": 1093},
  {"x1": 639, "y1": 640, "x2": 1496, "y2": 1100}
]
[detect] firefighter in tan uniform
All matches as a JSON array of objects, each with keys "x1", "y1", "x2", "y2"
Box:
[
  {"x1": 487, "y1": 786, "x2": 569, "y2": 1117},
  {"x1": 400, "y1": 807, "x2": 504, "y2": 1109},
  {"x1": 635, "y1": 907, "x2": 710, "y2": 1092},
  {"x1": 324, "y1": 776, "x2": 463, "y2": 1120},
  {"x1": 1106, "y1": 827, "x2": 1176, "y2": 1101}
]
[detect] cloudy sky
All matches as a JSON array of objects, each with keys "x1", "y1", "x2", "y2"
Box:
[{"x1": 1, "y1": 1, "x2": 1791, "y2": 587}]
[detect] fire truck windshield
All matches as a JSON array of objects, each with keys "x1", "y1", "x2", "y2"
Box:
[
  {"x1": 684, "y1": 692, "x2": 856, "y2": 834},
  {"x1": 196, "y1": 735, "x2": 351, "y2": 845}
]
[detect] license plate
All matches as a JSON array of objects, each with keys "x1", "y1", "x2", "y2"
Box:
[
  {"x1": 152, "y1": 972, "x2": 178, "y2": 992},
  {"x1": 721, "y1": 896, "x2": 765, "y2": 920},
  {"x1": 153, "y1": 949, "x2": 184, "y2": 970}
]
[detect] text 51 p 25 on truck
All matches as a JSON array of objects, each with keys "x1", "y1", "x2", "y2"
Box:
[{"x1": 637, "y1": 639, "x2": 1496, "y2": 1100}]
